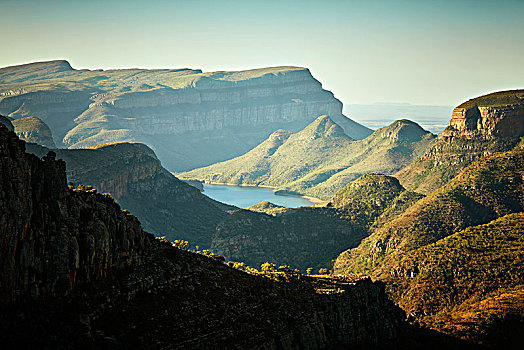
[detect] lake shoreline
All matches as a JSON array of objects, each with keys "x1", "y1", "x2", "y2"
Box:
[{"x1": 204, "y1": 181, "x2": 323, "y2": 204}]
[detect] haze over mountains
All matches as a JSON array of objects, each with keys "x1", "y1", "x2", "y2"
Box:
[
  {"x1": 0, "y1": 60, "x2": 371, "y2": 171},
  {"x1": 1, "y1": 56, "x2": 523, "y2": 349}
]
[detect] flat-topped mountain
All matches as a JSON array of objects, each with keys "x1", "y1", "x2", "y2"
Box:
[
  {"x1": 181, "y1": 116, "x2": 434, "y2": 200},
  {"x1": 440, "y1": 89, "x2": 524, "y2": 139},
  {"x1": 397, "y1": 89, "x2": 524, "y2": 194},
  {"x1": 0, "y1": 60, "x2": 371, "y2": 171}
]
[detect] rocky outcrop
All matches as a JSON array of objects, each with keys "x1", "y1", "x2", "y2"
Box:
[
  {"x1": 0, "y1": 123, "x2": 150, "y2": 303},
  {"x1": 0, "y1": 60, "x2": 372, "y2": 171},
  {"x1": 440, "y1": 104, "x2": 524, "y2": 139},
  {"x1": 24, "y1": 141, "x2": 232, "y2": 248},
  {"x1": 0, "y1": 123, "x2": 408, "y2": 349},
  {"x1": 11, "y1": 116, "x2": 56, "y2": 147},
  {"x1": 396, "y1": 89, "x2": 524, "y2": 194}
]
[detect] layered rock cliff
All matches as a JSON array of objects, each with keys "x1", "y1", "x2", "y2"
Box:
[
  {"x1": 0, "y1": 60, "x2": 372, "y2": 171},
  {"x1": 397, "y1": 89, "x2": 524, "y2": 194},
  {"x1": 0, "y1": 123, "x2": 409, "y2": 349}
]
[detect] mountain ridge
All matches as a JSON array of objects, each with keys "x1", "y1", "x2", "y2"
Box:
[
  {"x1": 0, "y1": 60, "x2": 372, "y2": 171},
  {"x1": 180, "y1": 116, "x2": 435, "y2": 199}
]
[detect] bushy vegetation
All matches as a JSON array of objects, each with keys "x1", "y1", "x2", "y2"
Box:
[
  {"x1": 388, "y1": 213, "x2": 524, "y2": 347},
  {"x1": 336, "y1": 148, "x2": 524, "y2": 277},
  {"x1": 458, "y1": 89, "x2": 524, "y2": 109}
]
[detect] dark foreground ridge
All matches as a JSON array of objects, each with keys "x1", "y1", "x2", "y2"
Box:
[{"x1": 0, "y1": 123, "x2": 415, "y2": 349}]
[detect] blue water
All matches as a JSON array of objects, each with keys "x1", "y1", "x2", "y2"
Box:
[{"x1": 203, "y1": 184, "x2": 316, "y2": 208}]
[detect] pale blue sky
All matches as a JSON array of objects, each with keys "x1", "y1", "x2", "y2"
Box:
[{"x1": 1, "y1": 0, "x2": 523, "y2": 106}]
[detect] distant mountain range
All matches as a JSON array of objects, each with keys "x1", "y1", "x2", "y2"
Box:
[
  {"x1": 346, "y1": 103, "x2": 453, "y2": 134},
  {"x1": 0, "y1": 60, "x2": 371, "y2": 171}
]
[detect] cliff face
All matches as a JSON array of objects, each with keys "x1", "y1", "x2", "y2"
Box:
[
  {"x1": 0, "y1": 123, "x2": 407, "y2": 349},
  {"x1": 440, "y1": 104, "x2": 524, "y2": 139},
  {"x1": 396, "y1": 90, "x2": 524, "y2": 194},
  {"x1": 0, "y1": 61, "x2": 372, "y2": 171},
  {"x1": 0, "y1": 124, "x2": 150, "y2": 302},
  {"x1": 24, "y1": 141, "x2": 232, "y2": 248}
]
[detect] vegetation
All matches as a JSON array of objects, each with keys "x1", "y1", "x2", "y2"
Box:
[
  {"x1": 328, "y1": 173, "x2": 424, "y2": 228},
  {"x1": 180, "y1": 117, "x2": 435, "y2": 200},
  {"x1": 388, "y1": 213, "x2": 524, "y2": 347},
  {"x1": 396, "y1": 137, "x2": 522, "y2": 195},
  {"x1": 458, "y1": 89, "x2": 524, "y2": 109},
  {"x1": 213, "y1": 205, "x2": 369, "y2": 271},
  {"x1": 335, "y1": 147, "x2": 524, "y2": 278}
]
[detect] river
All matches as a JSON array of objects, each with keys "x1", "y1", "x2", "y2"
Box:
[{"x1": 202, "y1": 184, "x2": 317, "y2": 208}]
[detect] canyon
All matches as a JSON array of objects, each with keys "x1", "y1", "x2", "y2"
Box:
[
  {"x1": 0, "y1": 60, "x2": 372, "y2": 171},
  {"x1": 0, "y1": 122, "x2": 413, "y2": 349}
]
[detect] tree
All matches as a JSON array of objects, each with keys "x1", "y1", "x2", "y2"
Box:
[
  {"x1": 306, "y1": 268, "x2": 313, "y2": 275},
  {"x1": 261, "y1": 262, "x2": 276, "y2": 272}
]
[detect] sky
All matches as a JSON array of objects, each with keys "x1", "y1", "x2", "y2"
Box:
[{"x1": 1, "y1": 0, "x2": 523, "y2": 107}]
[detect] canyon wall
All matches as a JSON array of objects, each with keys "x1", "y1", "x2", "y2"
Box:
[
  {"x1": 396, "y1": 89, "x2": 524, "y2": 194},
  {"x1": 0, "y1": 61, "x2": 371, "y2": 171},
  {"x1": 0, "y1": 124, "x2": 406, "y2": 349}
]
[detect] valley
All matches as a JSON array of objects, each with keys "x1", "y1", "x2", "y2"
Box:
[{"x1": 0, "y1": 59, "x2": 523, "y2": 349}]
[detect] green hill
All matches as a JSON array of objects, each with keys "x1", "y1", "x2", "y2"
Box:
[
  {"x1": 335, "y1": 147, "x2": 524, "y2": 278},
  {"x1": 180, "y1": 116, "x2": 435, "y2": 200},
  {"x1": 388, "y1": 213, "x2": 524, "y2": 348},
  {"x1": 328, "y1": 173, "x2": 424, "y2": 228}
]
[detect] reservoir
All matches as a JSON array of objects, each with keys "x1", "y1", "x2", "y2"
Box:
[{"x1": 203, "y1": 184, "x2": 317, "y2": 208}]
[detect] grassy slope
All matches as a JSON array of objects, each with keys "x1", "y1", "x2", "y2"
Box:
[
  {"x1": 458, "y1": 89, "x2": 524, "y2": 109},
  {"x1": 396, "y1": 137, "x2": 522, "y2": 196},
  {"x1": 180, "y1": 117, "x2": 435, "y2": 200},
  {"x1": 335, "y1": 147, "x2": 524, "y2": 277},
  {"x1": 388, "y1": 213, "x2": 524, "y2": 348}
]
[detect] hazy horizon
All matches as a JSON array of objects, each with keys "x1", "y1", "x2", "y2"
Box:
[{"x1": 1, "y1": 0, "x2": 523, "y2": 107}]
